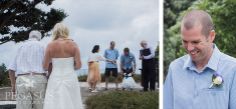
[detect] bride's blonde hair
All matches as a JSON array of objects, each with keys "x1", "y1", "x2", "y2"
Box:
[{"x1": 52, "y1": 23, "x2": 69, "y2": 40}]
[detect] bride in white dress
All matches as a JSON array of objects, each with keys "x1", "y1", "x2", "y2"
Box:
[{"x1": 43, "y1": 23, "x2": 83, "y2": 109}]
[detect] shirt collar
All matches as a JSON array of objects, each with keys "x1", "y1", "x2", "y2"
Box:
[
  {"x1": 124, "y1": 53, "x2": 131, "y2": 57},
  {"x1": 183, "y1": 44, "x2": 221, "y2": 73},
  {"x1": 28, "y1": 38, "x2": 38, "y2": 41}
]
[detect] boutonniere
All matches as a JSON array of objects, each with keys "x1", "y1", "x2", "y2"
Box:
[{"x1": 209, "y1": 73, "x2": 224, "y2": 88}]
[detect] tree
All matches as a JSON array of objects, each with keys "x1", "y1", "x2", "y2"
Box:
[
  {"x1": 164, "y1": 0, "x2": 196, "y2": 29},
  {"x1": 0, "y1": 0, "x2": 67, "y2": 45},
  {"x1": 0, "y1": 63, "x2": 10, "y2": 86},
  {"x1": 193, "y1": 0, "x2": 236, "y2": 57}
]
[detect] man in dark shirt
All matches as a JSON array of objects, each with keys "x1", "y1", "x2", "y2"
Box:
[{"x1": 139, "y1": 40, "x2": 156, "y2": 91}]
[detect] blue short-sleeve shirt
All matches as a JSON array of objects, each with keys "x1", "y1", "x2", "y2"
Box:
[
  {"x1": 120, "y1": 53, "x2": 136, "y2": 69},
  {"x1": 104, "y1": 49, "x2": 119, "y2": 68}
]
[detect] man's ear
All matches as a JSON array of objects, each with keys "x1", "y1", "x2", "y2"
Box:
[{"x1": 209, "y1": 30, "x2": 216, "y2": 42}]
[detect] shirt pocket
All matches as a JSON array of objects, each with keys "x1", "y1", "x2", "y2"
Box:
[
  {"x1": 198, "y1": 88, "x2": 228, "y2": 109},
  {"x1": 200, "y1": 88, "x2": 225, "y2": 98}
]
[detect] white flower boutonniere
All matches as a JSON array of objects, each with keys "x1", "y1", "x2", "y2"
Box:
[{"x1": 209, "y1": 73, "x2": 224, "y2": 88}]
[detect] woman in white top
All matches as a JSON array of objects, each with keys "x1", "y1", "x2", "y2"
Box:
[{"x1": 87, "y1": 45, "x2": 112, "y2": 92}]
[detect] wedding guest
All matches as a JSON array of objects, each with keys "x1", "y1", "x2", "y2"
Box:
[
  {"x1": 139, "y1": 40, "x2": 156, "y2": 91},
  {"x1": 120, "y1": 47, "x2": 136, "y2": 90},
  {"x1": 8, "y1": 30, "x2": 47, "y2": 109},
  {"x1": 104, "y1": 41, "x2": 119, "y2": 90},
  {"x1": 164, "y1": 10, "x2": 236, "y2": 109},
  {"x1": 87, "y1": 45, "x2": 113, "y2": 92}
]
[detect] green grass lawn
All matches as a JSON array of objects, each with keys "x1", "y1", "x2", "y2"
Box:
[{"x1": 86, "y1": 91, "x2": 158, "y2": 109}]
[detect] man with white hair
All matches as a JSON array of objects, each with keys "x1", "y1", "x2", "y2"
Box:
[
  {"x1": 139, "y1": 40, "x2": 156, "y2": 91},
  {"x1": 8, "y1": 30, "x2": 47, "y2": 109}
]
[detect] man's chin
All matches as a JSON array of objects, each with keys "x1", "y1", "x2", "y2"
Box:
[{"x1": 190, "y1": 56, "x2": 198, "y2": 62}]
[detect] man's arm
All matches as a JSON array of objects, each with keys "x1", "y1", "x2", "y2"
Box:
[
  {"x1": 43, "y1": 44, "x2": 52, "y2": 70},
  {"x1": 120, "y1": 56, "x2": 124, "y2": 74},
  {"x1": 8, "y1": 54, "x2": 17, "y2": 93},
  {"x1": 46, "y1": 63, "x2": 52, "y2": 78},
  {"x1": 139, "y1": 50, "x2": 143, "y2": 60},
  {"x1": 116, "y1": 50, "x2": 119, "y2": 60},
  {"x1": 132, "y1": 55, "x2": 136, "y2": 74},
  {"x1": 104, "y1": 50, "x2": 107, "y2": 58},
  {"x1": 8, "y1": 70, "x2": 16, "y2": 93},
  {"x1": 164, "y1": 67, "x2": 174, "y2": 109},
  {"x1": 143, "y1": 47, "x2": 155, "y2": 59}
]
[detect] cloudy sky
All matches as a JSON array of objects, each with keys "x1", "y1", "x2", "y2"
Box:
[{"x1": 0, "y1": 0, "x2": 159, "y2": 74}]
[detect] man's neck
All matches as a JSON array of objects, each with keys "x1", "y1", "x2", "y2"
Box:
[
  {"x1": 143, "y1": 46, "x2": 149, "y2": 49},
  {"x1": 195, "y1": 62, "x2": 207, "y2": 71},
  {"x1": 124, "y1": 54, "x2": 129, "y2": 56}
]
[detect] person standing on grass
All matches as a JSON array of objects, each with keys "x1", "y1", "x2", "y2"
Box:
[
  {"x1": 8, "y1": 30, "x2": 47, "y2": 109},
  {"x1": 87, "y1": 45, "x2": 114, "y2": 92},
  {"x1": 120, "y1": 47, "x2": 136, "y2": 90},
  {"x1": 139, "y1": 40, "x2": 156, "y2": 91},
  {"x1": 104, "y1": 41, "x2": 119, "y2": 90}
]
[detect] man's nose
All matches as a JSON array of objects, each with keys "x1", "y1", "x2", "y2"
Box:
[{"x1": 186, "y1": 43, "x2": 195, "y2": 51}]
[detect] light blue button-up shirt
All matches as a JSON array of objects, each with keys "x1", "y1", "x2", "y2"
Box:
[
  {"x1": 164, "y1": 45, "x2": 236, "y2": 109},
  {"x1": 120, "y1": 53, "x2": 136, "y2": 69},
  {"x1": 104, "y1": 49, "x2": 119, "y2": 68}
]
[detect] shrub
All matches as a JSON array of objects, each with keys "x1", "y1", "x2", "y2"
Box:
[
  {"x1": 0, "y1": 64, "x2": 11, "y2": 87},
  {"x1": 78, "y1": 74, "x2": 141, "y2": 83},
  {"x1": 86, "y1": 91, "x2": 158, "y2": 109},
  {"x1": 78, "y1": 75, "x2": 88, "y2": 82}
]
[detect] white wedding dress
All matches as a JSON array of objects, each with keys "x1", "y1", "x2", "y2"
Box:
[{"x1": 43, "y1": 57, "x2": 83, "y2": 109}]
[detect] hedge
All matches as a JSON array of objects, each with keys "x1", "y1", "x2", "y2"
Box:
[
  {"x1": 86, "y1": 91, "x2": 158, "y2": 109},
  {"x1": 78, "y1": 74, "x2": 141, "y2": 83}
]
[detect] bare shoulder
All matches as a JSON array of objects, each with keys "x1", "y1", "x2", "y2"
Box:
[
  {"x1": 46, "y1": 41, "x2": 56, "y2": 48},
  {"x1": 67, "y1": 39, "x2": 78, "y2": 47}
]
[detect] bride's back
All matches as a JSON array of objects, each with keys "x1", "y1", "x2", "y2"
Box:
[
  {"x1": 44, "y1": 38, "x2": 81, "y2": 70},
  {"x1": 49, "y1": 39, "x2": 76, "y2": 58}
]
